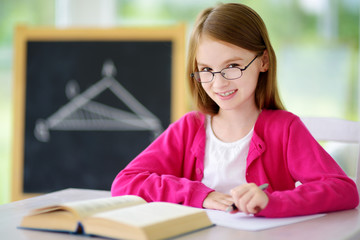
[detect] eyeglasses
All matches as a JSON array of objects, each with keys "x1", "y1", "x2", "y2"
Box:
[{"x1": 191, "y1": 55, "x2": 258, "y2": 83}]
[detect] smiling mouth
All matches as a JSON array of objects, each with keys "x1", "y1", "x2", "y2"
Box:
[{"x1": 218, "y1": 90, "x2": 236, "y2": 97}]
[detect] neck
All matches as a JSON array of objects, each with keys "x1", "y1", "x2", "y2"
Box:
[{"x1": 211, "y1": 105, "x2": 260, "y2": 142}]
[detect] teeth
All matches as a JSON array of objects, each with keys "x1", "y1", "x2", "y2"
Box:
[{"x1": 219, "y1": 90, "x2": 235, "y2": 97}]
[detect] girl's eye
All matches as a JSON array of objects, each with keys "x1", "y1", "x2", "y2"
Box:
[
  {"x1": 201, "y1": 67, "x2": 212, "y2": 72},
  {"x1": 228, "y1": 63, "x2": 239, "y2": 68}
]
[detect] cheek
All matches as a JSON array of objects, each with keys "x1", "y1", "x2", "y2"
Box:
[
  {"x1": 201, "y1": 83, "x2": 211, "y2": 95},
  {"x1": 246, "y1": 79, "x2": 259, "y2": 95},
  {"x1": 244, "y1": 71, "x2": 260, "y2": 89}
]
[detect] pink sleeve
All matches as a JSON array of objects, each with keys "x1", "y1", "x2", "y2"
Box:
[
  {"x1": 258, "y1": 117, "x2": 359, "y2": 217},
  {"x1": 111, "y1": 113, "x2": 213, "y2": 208}
]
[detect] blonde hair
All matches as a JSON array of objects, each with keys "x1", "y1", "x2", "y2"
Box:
[{"x1": 187, "y1": 3, "x2": 285, "y2": 115}]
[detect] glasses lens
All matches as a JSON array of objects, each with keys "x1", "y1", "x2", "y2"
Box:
[
  {"x1": 221, "y1": 68, "x2": 242, "y2": 80},
  {"x1": 194, "y1": 72, "x2": 213, "y2": 82}
]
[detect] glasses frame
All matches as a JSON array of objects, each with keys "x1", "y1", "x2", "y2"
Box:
[{"x1": 191, "y1": 55, "x2": 258, "y2": 83}]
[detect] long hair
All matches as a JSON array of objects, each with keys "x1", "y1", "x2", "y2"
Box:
[{"x1": 187, "y1": 3, "x2": 285, "y2": 115}]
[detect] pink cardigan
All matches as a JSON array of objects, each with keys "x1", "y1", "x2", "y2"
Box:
[{"x1": 111, "y1": 110, "x2": 359, "y2": 217}]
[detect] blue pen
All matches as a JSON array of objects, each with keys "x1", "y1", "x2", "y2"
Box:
[{"x1": 226, "y1": 183, "x2": 269, "y2": 213}]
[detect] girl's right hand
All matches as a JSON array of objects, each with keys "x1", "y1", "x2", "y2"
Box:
[
  {"x1": 230, "y1": 183, "x2": 269, "y2": 215},
  {"x1": 202, "y1": 191, "x2": 233, "y2": 211}
]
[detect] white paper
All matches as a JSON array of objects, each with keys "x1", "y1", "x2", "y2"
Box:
[{"x1": 205, "y1": 209, "x2": 325, "y2": 231}]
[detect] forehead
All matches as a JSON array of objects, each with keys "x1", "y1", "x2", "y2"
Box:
[{"x1": 196, "y1": 35, "x2": 253, "y2": 66}]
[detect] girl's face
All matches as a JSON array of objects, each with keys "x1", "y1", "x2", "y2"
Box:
[{"x1": 196, "y1": 35, "x2": 265, "y2": 114}]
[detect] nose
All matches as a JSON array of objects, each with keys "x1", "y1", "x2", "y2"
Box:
[{"x1": 212, "y1": 71, "x2": 229, "y2": 88}]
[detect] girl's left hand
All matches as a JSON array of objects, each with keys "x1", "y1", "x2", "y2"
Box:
[{"x1": 230, "y1": 183, "x2": 269, "y2": 215}]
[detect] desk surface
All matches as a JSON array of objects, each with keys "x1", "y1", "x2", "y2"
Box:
[{"x1": 1, "y1": 188, "x2": 360, "y2": 240}]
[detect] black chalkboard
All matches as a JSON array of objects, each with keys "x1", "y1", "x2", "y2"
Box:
[{"x1": 12, "y1": 25, "x2": 186, "y2": 200}]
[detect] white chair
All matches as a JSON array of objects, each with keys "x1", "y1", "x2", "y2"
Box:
[{"x1": 301, "y1": 117, "x2": 360, "y2": 200}]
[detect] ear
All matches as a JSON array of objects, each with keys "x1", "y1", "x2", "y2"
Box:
[{"x1": 260, "y1": 49, "x2": 269, "y2": 72}]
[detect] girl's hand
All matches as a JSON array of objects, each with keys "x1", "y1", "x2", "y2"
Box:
[
  {"x1": 203, "y1": 191, "x2": 233, "y2": 211},
  {"x1": 230, "y1": 183, "x2": 269, "y2": 214}
]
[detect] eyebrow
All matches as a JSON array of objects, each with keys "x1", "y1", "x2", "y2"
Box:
[{"x1": 197, "y1": 57, "x2": 245, "y2": 68}]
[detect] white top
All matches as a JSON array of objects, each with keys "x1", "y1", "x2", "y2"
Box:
[{"x1": 201, "y1": 116, "x2": 253, "y2": 194}]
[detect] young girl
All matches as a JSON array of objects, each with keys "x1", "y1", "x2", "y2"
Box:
[{"x1": 111, "y1": 3, "x2": 359, "y2": 217}]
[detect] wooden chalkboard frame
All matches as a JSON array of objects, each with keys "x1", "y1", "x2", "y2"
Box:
[{"x1": 12, "y1": 25, "x2": 187, "y2": 201}]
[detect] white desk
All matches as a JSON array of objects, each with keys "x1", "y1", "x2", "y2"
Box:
[{"x1": 1, "y1": 188, "x2": 359, "y2": 240}]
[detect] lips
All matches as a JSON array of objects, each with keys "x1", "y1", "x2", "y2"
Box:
[{"x1": 217, "y1": 89, "x2": 237, "y2": 97}]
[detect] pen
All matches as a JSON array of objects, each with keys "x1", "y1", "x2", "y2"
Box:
[{"x1": 226, "y1": 183, "x2": 269, "y2": 213}]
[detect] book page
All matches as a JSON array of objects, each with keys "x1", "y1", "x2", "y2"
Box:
[
  {"x1": 205, "y1": 209, "x2": 325, "y2": 231},
  {"x1": 29, "y1": 195, "x2": 147, "y2": 218},
  {"x1": 20, "y1": 209, "x2": 79, "y2": 232},
  {"x1": 62, "y1": 195, "x2": 147, "y2": 218},
  {"x1": 90, "y1": 202, "x2": 207, "y2": 227}
]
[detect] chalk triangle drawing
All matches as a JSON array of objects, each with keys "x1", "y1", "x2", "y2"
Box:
[{"x1": 34, "y1": 59, "x2": 164, "y2": 142}]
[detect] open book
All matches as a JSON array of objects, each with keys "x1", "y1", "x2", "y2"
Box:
[{"x1": 19, "y1": 195, "x2": 213, "y2": 240}]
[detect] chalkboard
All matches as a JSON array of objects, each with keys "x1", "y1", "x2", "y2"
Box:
[{"x1": 12, "y1": 25, "x2": 186, "y2": 200}]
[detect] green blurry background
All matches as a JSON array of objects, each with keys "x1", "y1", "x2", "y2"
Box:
[{"x1": 0, "y1": 0, "x2": 359, "y2": 204}]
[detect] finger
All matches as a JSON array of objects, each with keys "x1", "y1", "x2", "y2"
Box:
[
  {"x1": 219, "y1": 195, "x2": 238, "y2": 211},
  {"x1": 246, "y1": 195, "x2": 261, "y2": 214},
  {"x1": 231, "y1": 183, "x2": 259, "y2": 214},
  {"x1": 217, "y1": 195, "x2": 234, "y2": 207},
  {"x1": 254, "y1": 206, "x2": 262, "y2": 214},
  {"x1": 204, "y1": 200, "x2": 228, "y2": 211},
  {"x1": 203, "y1": 192, "x2": 234, "y2": 211},
  {"x1": 214, "y1": 201, "x2": 232, "y2": 211},
  {"x1": 247, "y1": 192, "x2": 269, "y2": 214},
  {"x1": 231, "y1": 183, "x2": 257, "y2": 199},
  {"x1": 237, "y1": 191, "x2": 254, "y2": 215}
]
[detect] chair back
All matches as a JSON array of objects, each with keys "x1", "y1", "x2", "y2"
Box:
[{"x1": 301, "y1": 117, "x2": 360, "y2": 199}]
